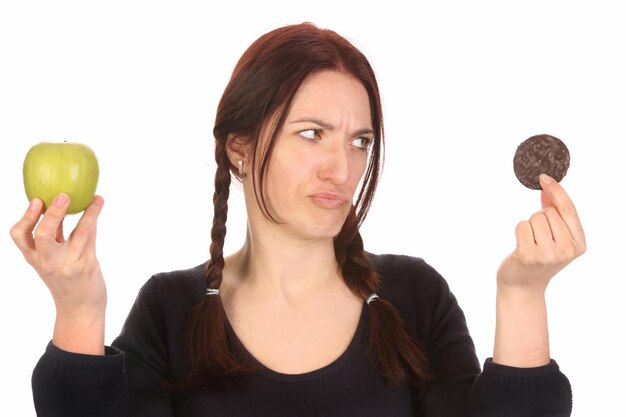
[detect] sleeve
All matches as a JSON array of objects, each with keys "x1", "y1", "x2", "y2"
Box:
[
  {"x1": 31, "y1": 276, "x2": 177, "y2": 417},
  {"x1": 111, "y1": 276, "x2": 179, "y2": 416},
  {"x1": 413, "y1": 260, "x2": 572, "y2": 417},
  {"x1": 413, "y1": 261, "x2": 482, "y2": 416},
  {"x1": 32, "y1": 342, "x2": 128, "y2": 417},
  {"x1": 468, "y1": 359, "x2": 572, "y2": 417}
]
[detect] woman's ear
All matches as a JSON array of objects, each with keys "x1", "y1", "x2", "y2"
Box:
[{"x1": 225, "y1": 134, "x2": 249, "y2": 166}]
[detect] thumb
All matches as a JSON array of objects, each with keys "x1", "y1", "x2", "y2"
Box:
[
  {"x1": 539, "y1": 174, "x2": 557, "y2": 209},
  {"x1": 540, "y1": 190, "x2": 554, "y2": 209}
]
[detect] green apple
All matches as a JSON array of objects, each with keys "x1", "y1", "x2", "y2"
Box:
[{"x1": 23, "y1": 141, "x2": 99, "y2": 215}]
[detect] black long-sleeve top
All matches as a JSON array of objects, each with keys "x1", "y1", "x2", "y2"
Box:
[{"x1": 31, "y1": 254, "x2": 573, "y2": 416}]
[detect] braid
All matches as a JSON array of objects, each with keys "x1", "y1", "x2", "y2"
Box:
[
  {"x1": 206, "y1": 140, "x2": 231, "y2": 288},
  {"x1": 183, "y1": 139, "x2": 256, "y2": 389},
  {"x1": 334, "y1": 209, "x2": 377, "y2": 297},
  {"x1": 335, "y1": 209, "x2": 430, "y2": 389}
]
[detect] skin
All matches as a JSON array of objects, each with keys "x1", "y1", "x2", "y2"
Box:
[{"x1": 10, "y1": 70, "x2": 585, "y2": 374}]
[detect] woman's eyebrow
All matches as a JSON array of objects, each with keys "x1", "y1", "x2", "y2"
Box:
[
  {"x1": 288, "y1": 117, "x2": 374, "y2": 136},
  {"x1": 289, "y1": 117, "x2": 335, "y2": 129}
]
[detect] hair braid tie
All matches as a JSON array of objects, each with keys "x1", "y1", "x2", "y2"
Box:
[{"x1": 366, "y1": 293, "x2": 379, "y2": 304}]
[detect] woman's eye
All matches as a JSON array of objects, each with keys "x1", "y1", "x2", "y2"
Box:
[
  {"x1": 352, "y1": 137, "x2": 372, "y2": 150},
  {"x1": 299, "y1": 129, "x2": 320, "y2": 140}
]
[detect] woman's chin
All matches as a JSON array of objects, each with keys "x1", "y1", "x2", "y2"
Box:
[{"x1": 302, "y1": 223, "x2": 347, "y2": 241}]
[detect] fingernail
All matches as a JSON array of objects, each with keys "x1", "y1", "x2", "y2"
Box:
[
  {"x1": 539, "y1": 174, "x2": 554, "y2": 185},
  {"x1": 28, "y1": 198, "x2": 42, "y2": 212},
  {"x1": 93, "y1": 195, "x2": 104, "y2": 206},
  {"x1": 54, "y1": 193, "x2": 69, "y2": 207}
]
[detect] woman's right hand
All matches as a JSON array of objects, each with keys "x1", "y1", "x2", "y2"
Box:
[{"x1": 10, "y1": 193, "x2": 107, "y2": 354}]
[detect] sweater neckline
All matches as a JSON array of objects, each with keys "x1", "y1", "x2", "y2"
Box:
[{"x1": 225, "y1": 302, "x2": 368, "y2": 382}]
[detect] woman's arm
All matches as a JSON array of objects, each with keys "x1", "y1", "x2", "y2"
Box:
[
  {"x1": 10, "y1": 193, "x2": 107, "y2": 355},
  {"x1": 493, "y1": 174, "x2": 586, "y2": 367}
]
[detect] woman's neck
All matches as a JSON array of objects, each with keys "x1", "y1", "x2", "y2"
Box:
[{"x1": 223, "y1": 225, "x2": 343, "y2": 305}]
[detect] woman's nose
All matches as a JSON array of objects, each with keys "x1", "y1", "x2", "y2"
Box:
[{"x1": 317, "y1": 141, "x2": 350, "y2": 185}]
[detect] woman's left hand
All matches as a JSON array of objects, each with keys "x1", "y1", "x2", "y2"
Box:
[{"x1": 497, "y1": 174, "x2": 586, "y2": 294}]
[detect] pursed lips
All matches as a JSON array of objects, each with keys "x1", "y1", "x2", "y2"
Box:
[{"x1": 309, "y1": 192, "x2": 350, "y2": 209}]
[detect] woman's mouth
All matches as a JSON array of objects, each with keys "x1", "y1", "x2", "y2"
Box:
[{"x1": 309, "y1": 192, "x2": 349, "y2": 209}]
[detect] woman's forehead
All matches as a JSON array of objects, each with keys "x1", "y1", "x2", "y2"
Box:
[{"x1": 287, "y1": 71, "x2": 372, "y2": 127}]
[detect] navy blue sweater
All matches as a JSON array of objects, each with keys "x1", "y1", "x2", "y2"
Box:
[{"x1": 32, "y1": 254, "x2": 572, "y2": 416}]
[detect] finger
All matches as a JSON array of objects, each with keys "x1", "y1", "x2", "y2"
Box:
[
  {"x1": 55, "y1": 218, "x2": 65, "y2": 244},
  {"x1": 67, "y1": 195, "x2": 105, "y2": 260},
  {"x1": 528, "y1": 210, "x2": 553, "y2": 246},
  {"x1": 538, "y1": 174, "x2": 585, "y2": 246},
  {"x1": 540, "y1": 190, "x2": 553, "y2": 210},
  {"x1": 542, "y1": 206, "x2": 571, "y2": 243},
  {"x1": 10, "y1": 198, "x2": 44, "y2": 258},
  {"x1": 515, "y1": 220, "x2": 535, "y2": 250},
  {"x1": 33, "y1": 193, "x2": 70, "y2": 259}
]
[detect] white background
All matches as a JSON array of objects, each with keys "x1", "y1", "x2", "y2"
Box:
[{"x1": 1, "y1": 1, "x2": 624, "y2": 415}]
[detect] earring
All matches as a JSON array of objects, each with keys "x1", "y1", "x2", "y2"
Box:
[{"x1": 237, "y1": 160, "x2": 246, "y2": 178}]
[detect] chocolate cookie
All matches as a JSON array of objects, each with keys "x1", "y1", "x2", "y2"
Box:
[{"x1": 513, "y1": 134, "x2": 570, "y2": 189}]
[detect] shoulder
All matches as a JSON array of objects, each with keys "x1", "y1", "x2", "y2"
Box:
[
  {"x1": 367, "y1": 252, "x2": 451, "y2": 299},
  {"x1": 113, "y1": 263, "x2": 209, "y2": 369},
  {"x1": 133, "y1": 262, "x2": 208, "y2": 315},
  {"x1": 144, "y1": 261, "x2": 208, "y2": 291},
  {"x1": 367, "y1": 253, "x2": 457, "y2": 336},
  {"x1": 116, "y1": 262, "x2": 208, "y2": 345}
]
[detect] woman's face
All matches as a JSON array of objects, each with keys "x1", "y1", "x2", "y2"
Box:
[{"x1": 251, "y1": 70, "x2": 374, "y2": 241}]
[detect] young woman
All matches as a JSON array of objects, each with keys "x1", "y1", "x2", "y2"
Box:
[{"x1": 11, "y1": 23, "x2": 585, "y2": 416}]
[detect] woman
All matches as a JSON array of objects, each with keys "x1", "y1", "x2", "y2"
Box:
[{"x1": 11, "y1": 23, "x2": 585, "y2": 416}]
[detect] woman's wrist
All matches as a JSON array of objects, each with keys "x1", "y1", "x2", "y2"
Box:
[
  {"x1": 53, "y1": 308, "x2": 106, "y2": 355},
  {"x1": 493, "y1": 285, "x2": 550, "y2": 367}
]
